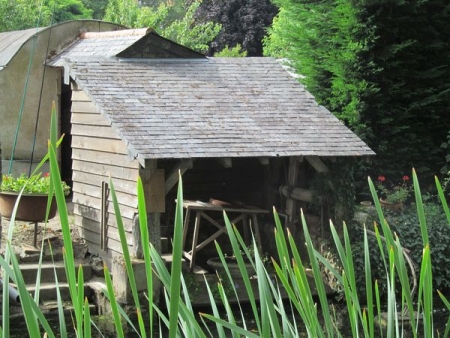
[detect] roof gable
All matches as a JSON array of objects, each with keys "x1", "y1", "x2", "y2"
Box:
[
  {"x1": 116, "y1": 30, "x2": 205, "y2": 59},
  {"x1": 50, "y1": 28, "x2": 204, "y2": 68}
]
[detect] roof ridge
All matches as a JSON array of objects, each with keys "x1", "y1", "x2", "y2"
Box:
[{"x1": 79, "y1": 28, "x2": 154, "y2": 39}]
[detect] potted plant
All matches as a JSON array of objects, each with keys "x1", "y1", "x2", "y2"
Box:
[
  {"x1": 0, "y1": 171, "x2": 70, "y2": 222},
  {"x1": 376, "y1": 174, "x2": 411, "y2": 211}
]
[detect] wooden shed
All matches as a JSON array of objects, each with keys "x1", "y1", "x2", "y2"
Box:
[{"x1": 1, "y1": 21, "x2": 375, "y2": 272}]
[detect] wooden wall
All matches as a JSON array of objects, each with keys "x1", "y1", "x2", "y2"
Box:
[{"x1": 70, "y1": 85, "x2": 140, "y2": 267}]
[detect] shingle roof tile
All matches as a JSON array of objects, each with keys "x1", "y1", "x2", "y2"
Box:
[{"x1": 64, "y1": 57, "x2": 374, "y2": 161}]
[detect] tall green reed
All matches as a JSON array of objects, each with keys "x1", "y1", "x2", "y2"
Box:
[
  {"x1": 1, "y1": 101, "x2": 449, "y2": 337},
  {"x1": 0, "y1": 102, "x2": 81, "y2": 337}
]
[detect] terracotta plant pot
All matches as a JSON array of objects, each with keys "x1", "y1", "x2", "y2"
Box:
[
  {"x1": 379, "y1": 198, "x2": 403, "y2": 211},
  {"x1": 0, "y1": 192, "x2": 57, "y2": 222}
]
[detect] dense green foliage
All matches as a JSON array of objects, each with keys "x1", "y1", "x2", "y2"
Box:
[
  {"x1": 1, "y1": 172, "x2": 70, "y2": 194},
  {"x1": 264, "y1": 0, "x2": 363, "y2": 125},
  {"x1": 264, "y1": 0, "x2": 450, "y2": 180},
  {"x1": 103, "y1": 0, "x2": 221, "y2": 54},
  {"x1": 213, "y1": 44, "x2": 247, "y2": 57},
  {"x1": 309, "y1": 158, "x2": 357, "y2": 228},
  {"x1": 0, "y1": 0, "x2": 92, "y2": 32},
  {"x1": 351, "y1": 198, "x2": 450, "y2": 299},
  {"x1": 80, "y1": 0, "x2": 108, "y2": 19},
  {"x1": 195, "y1": 0, "x2": 278, "y2": 56}
]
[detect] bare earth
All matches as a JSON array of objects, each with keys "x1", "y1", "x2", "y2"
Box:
[{"x1": 0, "y1": 202, "x2": 88, "y2": 260}]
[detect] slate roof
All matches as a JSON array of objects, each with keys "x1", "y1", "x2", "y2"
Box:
[
  {"x1": 60, "y1": 56, "x2": 374, "y2": 164},
  {"x1": 50, "y1": 28, "x2": 151, "y2": 67}
]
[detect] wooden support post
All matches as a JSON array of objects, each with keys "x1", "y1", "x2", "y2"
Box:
[
  {"x1": 189, "y1": 213, "x2": 202, "y2": 271},
  {"x1": 134, "y1": 160, "x2": 164, "y2": 258},
  {"x1": 258, "y1": 157, "x2": 269, "y2": 165},
  {"x1": 132, "y1": 215, "x2": 142, "y2": 259},
  {"x1": 218, "y1": 157, "x2": 232, "y2": 168},
  {"x1": 285, "y1": 157, "x2": 299, "y2": 224}
]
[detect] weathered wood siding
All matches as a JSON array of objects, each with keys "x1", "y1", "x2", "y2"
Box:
[{"x1": 71, "y1": 86, "x2": 140, "y2": 266}]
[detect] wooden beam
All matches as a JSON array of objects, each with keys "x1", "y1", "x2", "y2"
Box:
[
  {"x1": 135, "y1": 161, "x2": 162, "y2": 257},
  {"x1": 306, "y1": 156, "x2": 329, "y2": 173},
  {"x1": 285, "y1": 157, "x2": 299, "y2": 223},
  {"x1": 218, "y1": 157, "x2": 232, "y2": 168},
  {"x1": 258, "y1": 157, "x2": 270, "y2": 165},
  {"x1": 279, "y1": 186, "x2": 328, "y2": 205},
  {"x1": 279, "y1": 186, "x2": 313, "y2": 203},
  {"x1": 165, "y1": 159, "x2": 193, "y2": 195}
]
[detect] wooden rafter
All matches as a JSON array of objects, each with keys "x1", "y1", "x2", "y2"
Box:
[{"x1": 165, "y1": 159, "x2": 193, "y2": 195}]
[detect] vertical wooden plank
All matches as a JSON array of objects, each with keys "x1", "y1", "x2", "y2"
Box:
[
  {"x1": 101, "y1": 181, "x2": 109, "y2": 251},
  {"x1": 141, "y1": 169, "x2": 165, "y2": 213},
  {"x1": 182, "y1": 207, "x2": 191, "y2": 249},
  {"x1": 137, "y1": 160, "x2": 162, "y2": 256},
  {"x1": 132, "y1": 215, "x2": 142, "y2": 259}
]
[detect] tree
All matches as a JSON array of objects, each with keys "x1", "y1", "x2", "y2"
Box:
[
  {"x1": 81, "y1": 0, "x2": 109, "y2": 19},
  {"x1": 0, "y1": 0, "x2": 40, "y2": 31},
  {"x1": 264, "y1": 0, "x2": 364, "y2": 126},
  {"x1": 103, "y1": 0, "x2": 221, "y2": 54},
  {"x1": 214, "y1": 44, "x2": 247, "y2": 57},
  {"x1": 196, "y1": 0, "x2": 278, "y2": 56},
  {"x1": 264, "y1": 0, "x2": 450, "y2": 179},
  {"x1": 355, "y1": 0, "x2": 450, "y2": 178},
  {"x1": 0, "y1": 0, "x2": 92, "y2": 32},
  {"x1": 44, "y1": 0, "x2": 92, "y2": 23}
]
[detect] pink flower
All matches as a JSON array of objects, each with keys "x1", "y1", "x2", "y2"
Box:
[{"x1": 378, "y1": 175, "x2": 386, "y2": 182}]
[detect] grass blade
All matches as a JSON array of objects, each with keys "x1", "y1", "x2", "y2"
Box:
[
  {"x1": 363, "y1": 228, "x2": 374, "y2": 338},
  {"x1": 167, "y1": 173, "x2": 184, "y2": 338},
  {"x1": 104, "y1": 265, "x2": 125, "y2": 337},
  {"x1": 222, "y1": 212, "x2": 262, "y2": 334},
  {"x1": 109, "y1": 177, "x2": 147, "y2": 337},
  {"x1": 200, "y1": 313, "x2": 260, "y2": 338},
  {"x1": 84, "y1": 297, "x2": 91, "y2": 337},
  {"x1": 435, "y1": 175, "x2": 450, "y2": 223},
  {"x1": 136, "y1": 176, "x2": 153, "y2": 336}
]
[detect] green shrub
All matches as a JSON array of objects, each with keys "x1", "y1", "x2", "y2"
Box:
[{"x1": 351, "y1": 192, "x2": 450, "y2": 301}]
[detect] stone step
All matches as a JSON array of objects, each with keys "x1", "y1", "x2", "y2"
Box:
[
  {"x1": 26, "y1": 282, "x2": 94, "y2": 302},
  {"x1": 17, "y1": 241, "x2": 88, "y2": 263},
  {"x1": 17, "y1": 260, "x2": 92, "y2": 285},
  {"x1": 160, "y1": 253, "x2": 187, "y2": 272}
]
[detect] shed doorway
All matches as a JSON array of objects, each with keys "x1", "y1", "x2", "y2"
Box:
[{"x1": 60, "y1": 82, "x2": 73, "y2": 196}]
